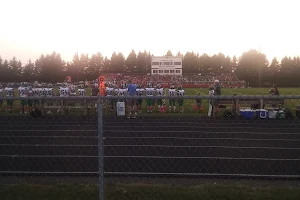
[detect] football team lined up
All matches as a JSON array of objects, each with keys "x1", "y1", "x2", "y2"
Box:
[
  {"x1": 0, "y1": 82, "x2": 86, "y2": 113},
  {"x1": 0, "y1": 82, "x2": 188, "y2": 114},
  {"x1": 105, "y1": 82, "x2": 185, "y2": 115}
]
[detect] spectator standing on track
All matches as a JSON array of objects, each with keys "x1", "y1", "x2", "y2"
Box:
[
  {"x1": 270, "y1": 84, "x2": 280, "y2": 108},
  {"x1": 270, "y1": 84, "x2": 280, "y2": 95},
  {"x1": 127, "y1": 80, "x2": 137, "y2": 119},
  {"x1": 212, "y1": 80, "x2": 221, "y2": 118},
  {"x1": 208, "y1": 85, "x2": 214, "y2": 117},
  {"x1": 194, "y1": 93, "x2": 203, "y2": 113}
]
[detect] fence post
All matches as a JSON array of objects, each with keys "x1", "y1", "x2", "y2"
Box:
[{"x1": 97, "y1": 101, "x2": 104, "y2": 200}]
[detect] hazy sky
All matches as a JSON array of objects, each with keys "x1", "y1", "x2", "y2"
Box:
[{"x1": 0, "y1": 0, "x2": 299, "y2": 64}]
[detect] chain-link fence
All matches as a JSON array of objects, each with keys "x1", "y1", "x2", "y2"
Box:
[{"x1": 1, "y1": 95, "x2": 300, "y2": 199}]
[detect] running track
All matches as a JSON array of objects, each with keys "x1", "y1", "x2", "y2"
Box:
[{"x1": 0, "y1": 116, "x2": 300, "y2": 180}]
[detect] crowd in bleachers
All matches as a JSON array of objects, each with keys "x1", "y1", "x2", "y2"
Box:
[{"x1": 101, "y1": 73, "x2": 244, "y2": 87}]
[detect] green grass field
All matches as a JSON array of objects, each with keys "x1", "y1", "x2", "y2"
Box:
[
  {"x1": 1, "y1": 183, "x2": 300, "y2": 200},
  {"x1": 0, "y1": 88, "x2": 299, "y2": 115}
]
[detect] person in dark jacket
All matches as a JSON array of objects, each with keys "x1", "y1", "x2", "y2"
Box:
[
  {"x1": 270, "y1": 84, "x2": 279, "y2": 95},
  {"x1": 92, "y1": 83, "x2": 99, "y2": 96},
  {"x1": 270, "y1": 84, "x2": 280, "y2": 107}
]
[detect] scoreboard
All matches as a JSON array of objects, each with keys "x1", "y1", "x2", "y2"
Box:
[{"x1": 151, "y1": 56, "x2": 182, "y2": 75}]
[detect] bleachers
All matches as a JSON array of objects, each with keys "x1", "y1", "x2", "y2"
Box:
[{"x1": 101, "y1": 73, "x2": 245, "y2": 87}]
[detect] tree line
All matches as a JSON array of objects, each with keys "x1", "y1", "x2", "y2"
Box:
[{"x1": 0, "y1": 49, "x2": 300, "y2": 87}]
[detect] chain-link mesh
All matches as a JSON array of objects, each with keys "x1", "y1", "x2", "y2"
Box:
[
  {"x1": 1, "y1": 95, "x2": 300, "y2": 200},
  {"x1": 0, "y1": 97, "x2": 100, "y2": 199}
]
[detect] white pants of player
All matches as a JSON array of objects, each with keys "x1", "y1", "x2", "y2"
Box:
[{"x1": 208, "y1": 102, "x2": 213, "y2": 117}]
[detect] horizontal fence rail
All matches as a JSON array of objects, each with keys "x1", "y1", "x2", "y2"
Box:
[{"x1": 1, "y1": 95, "x2": 300, "y2": 100}]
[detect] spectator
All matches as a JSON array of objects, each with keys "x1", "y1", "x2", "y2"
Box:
[
  {"x1": 195, "y1": 93, "x2": 203, "y2": 113},
  {"x1": 213, "y1": 80, "x2": 221, "y2": 118},
  {"x1": 208, "y1": 85, "x2": 214, "y2": 117},
  {"x1": 92, "y1": 84, "x2": 99, "y2": 96},
  {"x1": 270, "y1": 84, "x2": 280, "y2": 108},
  {"x1": 270, "y1": 84, "x2": 280, "y2": 95}
]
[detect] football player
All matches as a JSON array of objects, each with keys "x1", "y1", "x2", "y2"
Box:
[
  {"x1": 136, "y1": 84, "x2": 144, "y2": 113},
  {"x1": 177, "y1": 85, "x2": 185, "y2": 113},
  {"x1": 46, "y1": 83, "x2": 53, "y2": 97},
  {"x1": 5, "y1": 83, "x2": 14, "y2": 112},
  {"x1": 0, "y1": 83, "x2": 3, "y2": 111},
  {"x1": 45, "y1": 83, "x2": 54, "y2": 114},
  {"x1": 116, "y1": 84, "x2": 127, "y2": 102},
  {"x1": 156, "y1": 84, "x2": 164, "y2": 112},
  {"x1": 60, "y1": 82, "x2": 69, "y2": 97},
  {"x1": 168, "y1": 84, "x2": 176, "y2": 112},
  {"x1": 32, "y1": 82, "x2": 40, "y2": 108},
  {"x1": 57, "y1": 82, "x2": 69, "y2": 114},
  {"x1": 145, "y1": 83, "x2": 155, "y2": 113},
  {"x1": 40, "y1": 83, "x2": 47, "y2": 97},
  {"x1": 27, "y1": 85, "x2": 34, "y2": 111},
  {"x1": 105, "y1": 83, "x2": 115, "y2": 112},
  {"x1": 78, "y1": 84, "x2": 86, "y2": 96},
  {"x1": 69, "y1": 84, "x2": 77, "y2": 96},
  {"x1": 18, "y1": 82, "x2": 29, "y2": 114}
]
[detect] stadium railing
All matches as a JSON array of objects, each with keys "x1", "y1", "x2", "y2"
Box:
[{"x1": 1, "y1": 95, "x2": 300, "y2": 200}]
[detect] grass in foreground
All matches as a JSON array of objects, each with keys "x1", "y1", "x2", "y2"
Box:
[{"x1": 1, "y1": 183, "x2": 300, "y2": 200}]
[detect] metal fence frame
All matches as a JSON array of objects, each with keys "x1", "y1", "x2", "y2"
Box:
[
  {"x1": 1, "y1": 95, "x2": 300, "y2": 200},
  {"x1": 2, "y1": 95, "x2": 300, "y2": 101}
]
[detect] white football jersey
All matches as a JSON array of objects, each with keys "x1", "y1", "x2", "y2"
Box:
[
  {"x1": 78, "y1": 88, "x2": 86, "y2": 96},
  {"x1": 136, "y1": 88, "x2": 144, "y2": 96},
  {"x1": 117, "y1": 88, "x2": 127, "y2": 96},
  {"x1": 5, "y1": 87, "x2": 14, "y2": 97},
  {"x1": 69, "y1": 86, "x2": 76, "y2": 96},
  {"x1": 168, "y1": 89, "x2": 176, "y2": 96},
  {"x1": 39, "y1": 88, "x2": 47, "y2": 96},
  {"x1": 46, "y1": 88, "x2": 54, "y2": 97},
  {"x1": 209, "y1": 89, "x2": 214, "y2": 96},
  {"x1": 156, "y1": 88, "x2": 164, "y2": 96},
  {"x1": 32, "y1": 88, "x2": 40, "y2": 96},
  {"x1": 105, "y1": 87, "x2": 114, "y2": 96},
  {"x1": 177, "y1": 89, "x2": 185, "y2": 96},
  {"x1": 27, "y1": 87, "x2": 33, "y2": 96},
  {"x1": 18, "y1": 86, "x2": 28, "y2": 97},
  {"x1": 60, "y1": 87, "x2": 69, "y2": 97},
  {"x1": 0, "y1": 88, "x2": 3, "y2": 97},
  {"x1": 145, "y1": 88, "x2": 155, "y2": 96}
]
